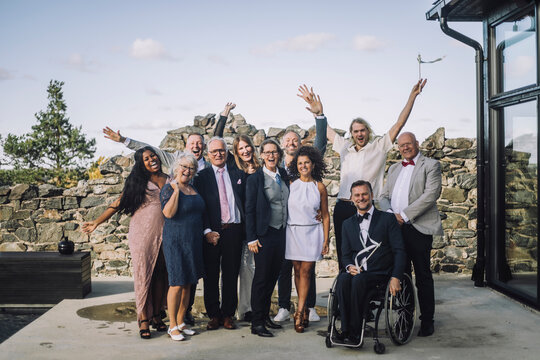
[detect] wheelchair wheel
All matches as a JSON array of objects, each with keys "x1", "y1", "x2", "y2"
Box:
[
  {"x1": 327, "y1": 276, "x2": 339, "y2": 329},
  {"x1": 385, "y1": 273, "x2": 416, "y2": 345},
  {"x1": 373, "y1": 342, "x2": 385, "y2": 354},
  {"x1": 325, "y1": 335, "x2": 333, "y2": 348}
]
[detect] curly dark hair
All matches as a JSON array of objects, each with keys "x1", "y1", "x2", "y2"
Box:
[
  {"x1": 287, "y1": 145, "x2": 327, "y2": 182},
  {"x1": 116, "y1": 146, "x2": 163, "y2": 216}
]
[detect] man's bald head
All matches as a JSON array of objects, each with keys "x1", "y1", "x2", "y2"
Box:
[{"x1": 397, "y1": 132, "x2": 420, "y2": 161}]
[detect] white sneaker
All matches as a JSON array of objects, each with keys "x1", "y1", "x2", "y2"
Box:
[
  {"x1": 308, "y1": 308, "x2": 320, "y2": 322},
  {"x1": 168, "y1": 326, "x2": 185, "y2": 341},
  {"x1": 273, "y1": 308, "x2": 290, "y2": 322}
]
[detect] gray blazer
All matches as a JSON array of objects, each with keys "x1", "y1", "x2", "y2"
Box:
[
  {"x1": 378, "y1": 153, "x2": 443, "y2": 236},
  {"x1": 126, "y1": 138, "x2": 210, "y2": 174}
]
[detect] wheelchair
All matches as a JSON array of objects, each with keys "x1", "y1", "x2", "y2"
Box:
[{"x1": 325, "y1": 272, "x2": 416, "y2": 354}]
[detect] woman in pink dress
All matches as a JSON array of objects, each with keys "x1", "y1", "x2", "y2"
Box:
[{"x1": 82, "y1": 146, "x2": 169, "y2": 339}]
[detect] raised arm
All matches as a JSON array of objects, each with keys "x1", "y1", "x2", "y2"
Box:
[
  {"x1": 297, "y1": 84, "x2": 335, "y2": 146},
  {"x1": 388, "y1": 79, "x2": 427, "y2": 143},
  {"x1": 81, "y1": 197, "x2": 120, "y2": 233},
  {"x1": 213, "y1": 102, "x2": 236, "y2": 137},
  {"x1": 102, "y1": 126, "x2": 176, "y2": 169}
]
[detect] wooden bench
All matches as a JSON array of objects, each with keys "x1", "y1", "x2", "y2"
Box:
[{"x1": 0, "y1": 251, "x2": 91, "y2": 305}]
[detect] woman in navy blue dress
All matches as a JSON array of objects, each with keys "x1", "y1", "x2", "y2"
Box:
[{"x1": 161, "y1": 152, "x2": 205, "y2": 341}]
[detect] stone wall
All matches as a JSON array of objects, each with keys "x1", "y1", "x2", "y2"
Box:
[{"x1": 0, "y1": 113, "x2": 481, "y2": 277}]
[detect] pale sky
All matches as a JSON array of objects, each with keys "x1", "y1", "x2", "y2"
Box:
[{"x1": 0, "y1": 0, "x2": 482, "y2": 161}]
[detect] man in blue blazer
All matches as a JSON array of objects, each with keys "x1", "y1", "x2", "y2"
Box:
[
  {"x1": 336, "y1": 180, "x2": 406, "y2": 343},
  {"x1": 194, "y1": 137, "x2": 246, "y2": 331}
]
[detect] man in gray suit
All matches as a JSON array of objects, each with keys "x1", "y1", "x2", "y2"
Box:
[{"x1": 377, "y1": 132, "x2": 443, "y2": 337}]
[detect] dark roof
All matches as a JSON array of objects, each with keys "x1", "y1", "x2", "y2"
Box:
[{"x1": 426, "y1": 0, "x2": 532, "y2": 22}]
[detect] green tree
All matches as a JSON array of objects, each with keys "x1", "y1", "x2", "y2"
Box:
[{"x1": 2, "y1": 80, "x2": 96, "y2": 171}]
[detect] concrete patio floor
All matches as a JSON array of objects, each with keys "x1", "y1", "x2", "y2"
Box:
[{"x1": 1, "y1": 274, "x2": 538, "y2": 360}]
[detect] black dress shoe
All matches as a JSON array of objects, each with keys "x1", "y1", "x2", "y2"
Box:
[
  {"x1": 251, "y1": 325, "x2": 273, "y2": 337},
  {"x1": 243, "y1": 311, "x2": 252, "y2": 322},
  {"x1": 418, "y1": 321, "x2": 434, "y2": 337},
  {"x1": 184, "y1": 311, "x2": 195, "y2": 326},
  {"x1": 345, "y1": 333, "x2": 361, "y2": 345},
  {"x1": 265, "y1": 317, "x2": 282, "y2": 329}
]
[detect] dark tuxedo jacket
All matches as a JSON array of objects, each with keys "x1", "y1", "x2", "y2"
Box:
[
  {"x1": 193, "y1": 164, "x2": 246, "y2": 232},
  {"x1": 245, "y1": 167, "x2": 289, "y2": 243},
  {"x1": 341, "y1": 208, "x2": 406, "y2": 280}
]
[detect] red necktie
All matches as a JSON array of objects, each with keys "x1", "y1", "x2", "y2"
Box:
[{"x1": 402, "y1": 159, "x2": 415, "y2": 167}]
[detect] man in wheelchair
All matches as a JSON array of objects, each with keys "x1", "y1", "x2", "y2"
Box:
[{"x1": 335, "y1": 180, "x2": 406, "y2": 344}]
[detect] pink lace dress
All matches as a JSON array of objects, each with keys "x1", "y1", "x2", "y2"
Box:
[{"x1": 128, "y1": 179, "x2": 168, "y2": 319}]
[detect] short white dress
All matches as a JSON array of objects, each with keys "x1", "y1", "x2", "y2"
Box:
[{"x1": 285, "y1": 180, "x2": 323, "y2": 262}]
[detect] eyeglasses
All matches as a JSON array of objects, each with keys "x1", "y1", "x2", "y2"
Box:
[
  {"x1": 209, "y1": 149, "x2": 226, "y2": 155},
  {"x1": 262, "y1": 151, "x2": 279, "y2": 156},
  {"x1": 179, "y1": 164, "x2": 196, "y2": 173}
]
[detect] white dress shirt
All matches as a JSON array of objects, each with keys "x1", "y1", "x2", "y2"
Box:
[
  {"x1": 333, "y1": 133, "x2": 392, "y2": 200},
  {"x1": 390, "y1": 153, "x2": 421, "y2": 223},
  {"x1": 346, "y1": 205, "x2": 375, "y2": 273},
  {"x1": 212, "y1": 164, "x2": 241, "y2": 224},
  {"x1": 197, "y1": 158, "x2": 206, "y2": 172}
]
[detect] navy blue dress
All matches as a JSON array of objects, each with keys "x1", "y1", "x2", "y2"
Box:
[{"x1": 160, "y1": 184, "x2": 205, "y2": 286}]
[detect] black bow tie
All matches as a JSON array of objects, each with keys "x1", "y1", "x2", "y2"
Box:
[{"x1": 357, "y1": 213, "x2": 370, "y2": 223}]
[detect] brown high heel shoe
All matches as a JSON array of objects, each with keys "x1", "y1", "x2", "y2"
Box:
[
  {"x1": 303, "y1": 308, "x2": 309, "y2": 328},
  {"x1": 294, "y1": 312, "x2": 305, "y2": 333}
]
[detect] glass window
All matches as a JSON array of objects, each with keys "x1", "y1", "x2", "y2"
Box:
[
  {"x1": 494, "y1": 9, "x2": 536, "y2": 93},
  {"x1": 502, "y1": 100, "x2": 538, "y2": 300}
]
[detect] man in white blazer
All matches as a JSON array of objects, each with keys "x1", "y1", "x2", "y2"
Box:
[{"x1": 378, "y1": 132, "x2": 443, "y2": 337}]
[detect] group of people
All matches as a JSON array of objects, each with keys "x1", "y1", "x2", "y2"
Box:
[{"x1": 82, "y1": 78, "x2": 442, "y2": 343}]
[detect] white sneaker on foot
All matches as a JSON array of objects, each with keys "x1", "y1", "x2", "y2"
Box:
[
  {"x1": 308, "y1": 308, "x2": 320, "y2": 322},
  {"x1": 273, "y1": 308, "x2": 290, "y2": 322}
]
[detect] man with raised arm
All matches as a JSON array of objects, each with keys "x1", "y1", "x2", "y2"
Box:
[
  {"x1": 102, "y1": 103, "x2": 236, "y2": 173},
  {"x1": 297, "y1": 80, "x2": 427, "y2": 270}
]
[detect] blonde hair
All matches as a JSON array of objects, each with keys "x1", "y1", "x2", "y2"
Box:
[
  {"x1": 349, "y1": 117, "x2": 373, "y2": 142},
  {"x1": 232, "y1": 135, "x2": 261, "y2": 172}
]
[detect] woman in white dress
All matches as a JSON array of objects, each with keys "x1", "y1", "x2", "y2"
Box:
[{"x1": 286, "y1": 146, "x2": 330, "y2": 333}]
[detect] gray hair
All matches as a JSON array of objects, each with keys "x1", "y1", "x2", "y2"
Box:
[
  {"x1": 172, "y1": 152, "x2": 199, "y2": 178},
  {"x1": 207, "y1": 136, "x2": 227, "y2": 149}
]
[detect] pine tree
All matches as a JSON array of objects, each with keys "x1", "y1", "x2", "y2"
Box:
[{"x1": 2, "y1": 80, "x2": 96, "y2": 171}]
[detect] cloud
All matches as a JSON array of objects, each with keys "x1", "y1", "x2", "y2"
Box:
[
  {"x1": 207, "y1": 55, "x2": 230, "y2": 66},
  {"x1": 66, "y1": 53, "x2": 99, "y2": 73},
  {"x1": 251, "y1": 33, "x2": 335, "y2": 56},
  {"x1": 145, "y1": 87, "x2": 163, "y2": 96},
  {"x1": 353, "y1": 35, "x2": 386, "y2": 52},
  {"x1": 506, "y1": 55, "x2": 535, "y2": 77},
  {"x1": 130, "y1": 38, "x2": 179, "y2": 61},
  {"x1": 123, "y1": 119, "x2": 179, "y2": 130},
  {"x1": 0, "y1": 67, "x2": 14, "y2": 81}
]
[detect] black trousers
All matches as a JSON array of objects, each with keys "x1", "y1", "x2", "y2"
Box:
[
  {"x1": 333, "y1": 200, "x2": 357, "y2": 270},
  {"x1": 336, "y1": 272, "x2": 388, "y2": 335},
  {"x1": 203, "y1": 223, "x2": 243, "y2": 318},
  {"x1": 402, "y1": 224, "x2": 434, "y2": 322},
  {"x1": 277, "y1": 260, "x2": 316, "y2": 310},
  {"x1": 251, "y1": 226, "x2": 286, "y2": 327}
]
